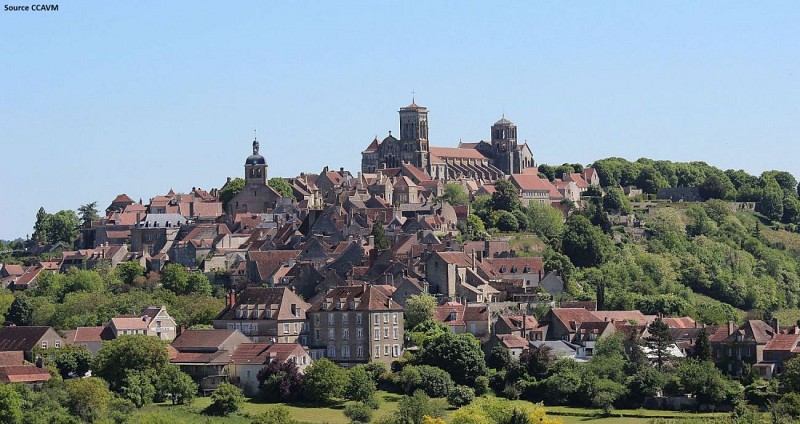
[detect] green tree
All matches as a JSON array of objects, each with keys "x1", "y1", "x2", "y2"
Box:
[
  {"x1": 268, "y1": 177, "x2": 294, "y2": 198},
  {"x1": 699, "y1": 173, "x2": 736, "y2": 200},
  {"x1": 457, "y1": 215, "x2": 487, "y2": 241},
  {"x1": 491, "y1": 179, "x2": 521, "y2": 212},
  {"x1": 66, "y1": 377, "x2": 113, "y2": 423},
  {"x1": 538, "y1": 164, "x2": 556, "y2": 181},
  {"x1": 186, "y1": 272, "x2": 212, "y2": 296},
  {"x1": 371, "y1": 221, "x2": 390, "y2": 250},
  {"x1": 527, "y1": 202, "x2": 564, "y2": 242},
  {"x1": 344, "y1": 365, "x2": 377, "y2": 404},
  {"x1": 627, "y1": 367, "x2": 665, "y2": 403},
  {"x1": 94, "y1": 335, "x2": 169, "y2": 391},
  {"x1": 645, "y1": 319, "x2": 674, "y2": 372},
  {"x1": 32, "y1": 207, "x2": 50, "y2": 245},
  {"x1": 219, "y1": 177, "x2": 245, "y2": 209},
  {"x1": 419, "y1": 332, "x2": 487, "y2": 386},
  {"x1": 487, "y1": 345, "x2": 512, "y2": 371},
  {"x1": 757, "y1": 179, "x2": 785, "y2": 221},
  {"x1": 53, "y1": 346, "x2": 92, "y2": 378},
  {"x1": 123, "y1": 370, "x2": 156, "y2": 408},
  {"x1": 45, "y1": 210, "x2": 81, "y2": 245},
  {"x1": 160, "y1": 264, "x2": 190, "y2": 295},
  {"x1": 154, "y1": 364, "x2": 197, "y2": 405},
  {"x1": 303, "y1": 358, "x2": 346, "y2": 403},
  {"x1": 205, "y1": 382, "x2": 244, "y2": 416},
  {"x1": 115, "y1": 261, "x2": 146, "y2": 286},
  {"x1": 440, "y1": 183, "x2": 469, "y2": 206},
  {"x1": 692, "y1": 327, "x2": 713, "y2": 361},
  {"x1": 5, "y1": 296, "x2": 33, "y2": 326},
  {"x1": 602, "y1": 188, "x2": 632, "y2": 214},
  {"x1": 780, "y1": 356, "x2": 800, "y2": 394},
  {"x1": 677, "y1": 359, "x2": 731, "y2": 405},
  {"x1": 494, "y1": 210, "x2": 519, "y2": 232},
  {"x1": 561, "y1": 215, "x2": 614, "y2": 268},
  {"x1": 0, "y1": 383, "x2": 23, "y2": 424},
  {"x1": 77, "y1": 202, "x2": 101, "y2": 227},
  {"x1": 592, "y1": 379, "x2": 626, "y2": 415},
  {"x1": 394, "y1": 391, "x2": 446, "y2": 424},
  {"x1": 783, "y1": 197, "x2": 800, "y2": 225},
  {"x1": 404, "y1": 294, "x2": 436, "y2": 330}
]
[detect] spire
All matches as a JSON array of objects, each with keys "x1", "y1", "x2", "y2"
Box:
[{"x1": 252, "y1": 135, "x2": 260, "y2": 155}]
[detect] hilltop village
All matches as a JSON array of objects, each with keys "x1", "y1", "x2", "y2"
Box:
[{"x1": 3, "y1": 102, "x2": 800, "y2": 423}]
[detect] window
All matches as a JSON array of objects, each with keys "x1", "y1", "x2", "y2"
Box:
[
  {"x1": 374, "y1": 345, "x2": 380, "y2": 358},
  {"x1": 314, "y1": 315, "x2": 320, "y2": 325},
  {"x1": 374, "y1": 329, "x2": 380, "y2": 340},
  {"x1": 343, "y1": 328, "x2": 349, "y2": 340},
  {"x1": 342, "y1": 313, "x2": 349, "y2": 325},
  {"x1": 393, "y1": 313, "x2": 398, "y2": 324},
  {"x1": 356, "y1": 314, "x2": 363, "y2": 325},
  {"x1": 327, "y1": 346, "x2": 336, "y2": 358},
  {"x1": 328, "y1": 329, "x2": 335, "y2": 340},
  {"x1": 227, "y1": 323, "x2": 234, "y2": 330},
  {"x1": 374, "y1": 314, "x2": 379, "y2": 325},
  {"x1": 343, "y1": 346, "x2": 351, "y2": 358},
  {"x1": 357, "y1": 346, "x2": 364, "y2": 358},
  {"x1": 393, "y1": 327, "x2": 399, "y2": 340},
  {"x1": 283, "y1": 323, "x2": 289, "y2": 334},
  {"x1": 393, "y1": 344, "x2": 400, "y2": 357},
  {"x1": 41, "y1": 341, "x2": 48, "y2": 349},
  {"x1": 384, "y1": 328, "x2": 389, "y2": 339},
  {"x1": 357, "y1": 328, "x2": 364, "y2": 340},
  {"x1": 294, "y1": 323, "x2": 299, "y2": 334},
  {"x1": 384, "y1": 344, "x2": 389, "y2": 356},
  {"x1": 315, "y1": 329, "x2": 320, "y2": 341},
  {"x1": 383, "y1": 313, "x2": 389, "y2": 324},
  {"x1": 328, "y1": 314, "x2": 335, "y2": 325},
  {"x1": 55, "y1": 341, "x2": 61, "y2": 349},
  {"x1": 156, "y1": 321, "x2": 162, "y2": 329}
]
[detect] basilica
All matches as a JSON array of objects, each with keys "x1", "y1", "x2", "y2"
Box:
[{"x1": 361, "y1": 102, "x2": 535, "y2": 181}]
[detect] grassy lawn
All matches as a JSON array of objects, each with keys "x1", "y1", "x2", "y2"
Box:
[{"x1": 132, "y1": 393, "x2": 728, "y2": 424}]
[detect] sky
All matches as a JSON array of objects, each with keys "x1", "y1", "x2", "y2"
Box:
[{"x1": 1, "y1": 1, "x2": 799, "y2": 240}]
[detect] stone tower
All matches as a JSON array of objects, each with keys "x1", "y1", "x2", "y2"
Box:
[
  {"x1": 244, "y1": 138, "x2": 268, "y2": 186},
  {"x1": 491, "y1": 116, "x2": 518, "y2": 175},
  {"x1": 398, "y1": 101, "x2": 429, "y2": 169}
]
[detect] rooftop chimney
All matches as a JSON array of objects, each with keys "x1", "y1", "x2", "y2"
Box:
[{"x1": 727, "y1": 320, "x2": 735, "y2": 336}]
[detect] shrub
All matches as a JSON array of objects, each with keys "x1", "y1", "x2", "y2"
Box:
[
  {"x1": 251, "y1": 405, "x2": 299, "y2": 424},
  {"x1": 204, "y1": 382, "x2": 244, "y2": 416},
  {"x1": 474, "y1": 376, "x2": 490, "y2": 396},
  {"x1": 447, "y1": 385, "x2": 475, "y2": 407},
  {"x1": 344, "y1": 402, "x2": 374, "y2": 424}
]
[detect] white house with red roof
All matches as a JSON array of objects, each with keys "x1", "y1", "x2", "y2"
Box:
[{"x1": 228, "y1": 342, "x2": 311, "y2": 395}]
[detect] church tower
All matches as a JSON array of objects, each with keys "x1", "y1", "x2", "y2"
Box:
[
  {"x1": 244, "y1": 138, "x2": 268, "y2": 186},
  {"x1": 398, "y1": 100, "x2": 429, "y2": 169},
  {"x1": 491, "y1": 116, "x2": 518, "y2": 175}
]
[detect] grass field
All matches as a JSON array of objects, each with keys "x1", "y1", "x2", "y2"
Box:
[{"x1": 131, "y1": 392, "x2": 729, "y2": 424}]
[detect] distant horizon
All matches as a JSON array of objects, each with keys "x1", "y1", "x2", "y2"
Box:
[{"x1": 2, "y1": 1, "x2": 798, "y2": 240}]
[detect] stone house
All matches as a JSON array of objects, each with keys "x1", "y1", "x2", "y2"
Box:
[
  {"x1": 307, "y1": 284, "x2": 404, "y2": 367},
  {"x1": 509, "y1": 174, "x2": 563, "y2": 206},
  {"x1": 433, "y1": 302, "x2": 491, "y2": 340},
  {"x1": 0, "y1": 326, "x2": 64, "y2": 362},
  {"x1": 213, "y1": 287, "x2": 310, "y2": 344},
  {"x1": 170, "y1": 329, "x2": 251, "y2": 394},
  {"x1": 107, "y1": 306, "x2": 178, "y2": 340},
  {"x1": 63, "y1": 326, "x2": 115, "y2": 356},
  {"x1": 228, "y1": 343, "x2": 311, "y2": 396}
]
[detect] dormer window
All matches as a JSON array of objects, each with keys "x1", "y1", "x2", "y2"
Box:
[
  {"x1": 499, "y1": 266, "x2": 507, "y2": 273},
  {"x1": 511, "y1": 266, "x2": 518, "y2": 273},
  {"x1": 448, "y1": 311, "x2": 457, "y2": 321}
]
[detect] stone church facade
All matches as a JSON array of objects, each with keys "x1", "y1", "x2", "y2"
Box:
[
  {"x1": 227, "y1": 139, "x2": 283, "y2": 215},
  {"x1": 361, "y1": 102, "x2": 534, "y2": 181}
]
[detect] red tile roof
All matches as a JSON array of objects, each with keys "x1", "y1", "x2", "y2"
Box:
[
  {"x1": 67, "y1": 326, "x2": 114, "y2": 343},
  {"x1": 229, "y1": 342, "x2": 307, "y2": 365},
  {"x1": 0, "y1": 365, "x2": 51, "y2": 383},
  {"x1": 550, "y1": 308, "x2": 603, "y2": 331},
  {"x1": 1, "y1": 265, "x2": 24, "y2": 276},
  {"x1": 0, "y1": 327, "x2": 54, "y2": 351},
  {"x1": 510, "y1": 174, "x2": 562, "y2": 199},
  {"x1": 485, "y1": 257, "x2": 543, "y2": 275},
  {"x1": 0, "y1": 351, "x2": 23, "y2": 366},
  {"x1": 171, "y1": 329, "x2": 245, "y2": 350},
  {"x1": 591, "y1": 310, "x2": 653, "y2": 325},
  {"x1": 764, "y1": 334, "x2": 800, "y2": 352},
  {"x1": 309, "y1": 284, "x2": 403, "y2": 312},
  {"x1": 662, "y1": 317, "x2": 697, "y2": 329},
  {"x1": 429, "y1": 147, "x2": 487, "y2": 160},
  {"x1": 499, "y1": 334, "x2": 530, "y2": 349}
]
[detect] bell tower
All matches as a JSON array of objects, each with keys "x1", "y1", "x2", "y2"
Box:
[
  {"x1": 398, "y1": 99, "x2": 429, "y2": 169},
  {"x1": 244, "y1": 137, "x2": 268, "y2": 186},
  {"x1": 491, "y1": 116, "x2": 518, "y2": 175}
]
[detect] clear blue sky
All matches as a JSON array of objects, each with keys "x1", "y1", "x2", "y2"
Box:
[{"x1": 1, "y1": 1, "x2": 799, "y2": 240}]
